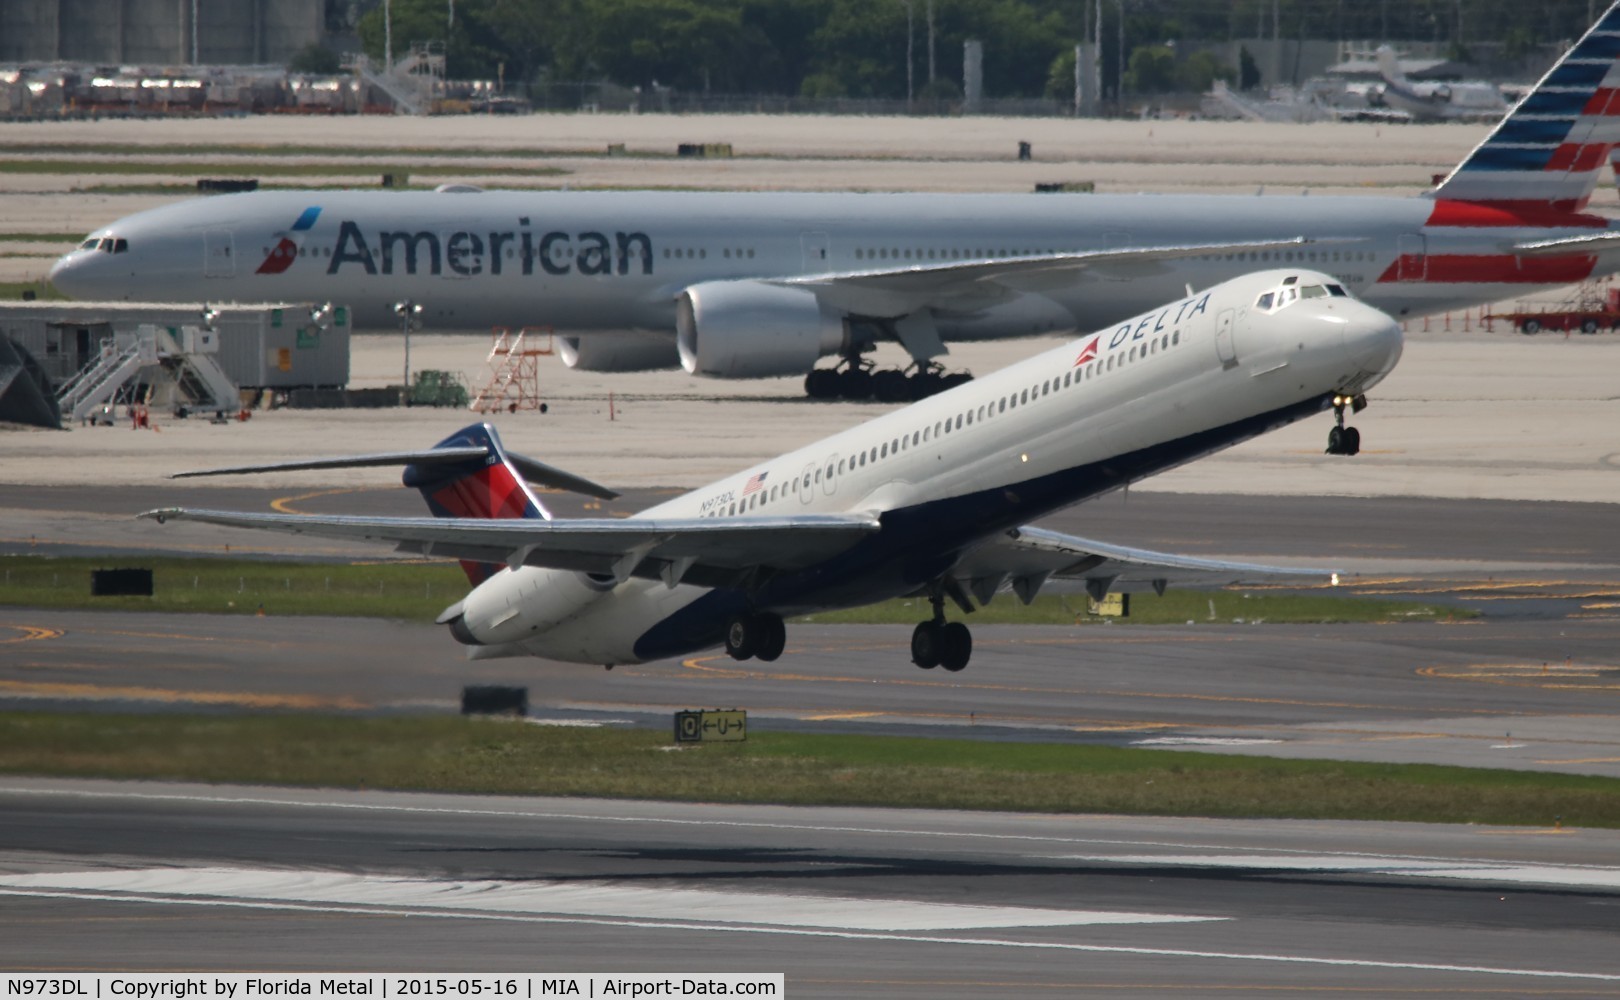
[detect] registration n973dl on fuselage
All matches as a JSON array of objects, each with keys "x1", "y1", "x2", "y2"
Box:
[{"x1": 145, "y1": 268, "x2": 1401, "y2": 672}]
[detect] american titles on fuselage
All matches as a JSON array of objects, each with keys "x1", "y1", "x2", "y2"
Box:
[{"x1": 310, "y1": 219, "x2": 656, "y2": 278}]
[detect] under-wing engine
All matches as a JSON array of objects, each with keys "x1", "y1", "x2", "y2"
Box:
[
  {"x1": 676, "y1": 280, "x2": 847, "y2": 378},
  {"x1": 557, "y1": 332, "x2": 680, "y2": 372}
]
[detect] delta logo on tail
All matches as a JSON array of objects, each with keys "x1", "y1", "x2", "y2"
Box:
[
  {"x1": 1073, "y1": 336, "x2": 1100, "y2": 366},
  {"x1": 254, "y1": 206, "x2": 322, "y2": 275}
]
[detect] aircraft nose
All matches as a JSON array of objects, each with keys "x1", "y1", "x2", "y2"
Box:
[
  {"x1": 47, "y1": 250, "x2": 92, "y2": 299},
  {"x1": 1339, "y1": 302, "x2": 1404, "y2": 380}
]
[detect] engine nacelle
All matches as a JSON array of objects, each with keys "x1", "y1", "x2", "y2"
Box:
[
  {"x1": 676, "y1": 280, "x2": 846, "y2": 378},
  {"x1": 557, "y1": 332, "x2": 679, "y2": 372},
  {"x1": 450, "y1": 567, "x2": 612, "y2": 647}
]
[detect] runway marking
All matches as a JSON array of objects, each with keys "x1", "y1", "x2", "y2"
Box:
[
  {"x1": 271, "y1": 487, "x2": 391, "y2": 515},
  {"x1": 0, "y1": 886, "x2": 1611, "y2": 983},
  {"x1": 1043, "y1": 853, "x2": 1620, "y2": 889},
  {"x1": 0, "y1": 625, "x2": 62, "y2": 644},
  {"x1": 0, "y1": 679, "x2": 367, "y2": 710},
  {"x1": 0, "y1": 867, "x2": 1221, "y2": 931},
  {"x1": 1418, "y1": 663, "x2": 1620, "y2": 692}
]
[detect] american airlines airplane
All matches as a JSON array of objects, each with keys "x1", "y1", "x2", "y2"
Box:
[
  {"x1": 1373, "y1": 45, "x2": 1510, "y2": 122},
  {"x1": 52, "y1": 3, "x2": 1620, "y2": 400},
  {"x1": 143, "y1": 268, "x2": 1402, "y2": 670}
]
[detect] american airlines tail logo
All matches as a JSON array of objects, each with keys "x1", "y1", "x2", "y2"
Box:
[
  {"x1": 1073, "y1": 336, "x2": 1100, "y2": 366},
  {"x1": 255, "y1": 206, "x2": 322, "y2": 275}
]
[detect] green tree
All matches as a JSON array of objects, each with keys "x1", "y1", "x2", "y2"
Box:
[
  {"x1": 1238, "y1": 44, "x2": 1260, "y2": 90},
  {"x1": 288, "y1": 43, "x2": 342, "y2": 75},
  {"x1": 1175, "y1": 50, "x2": 1233, "y2": 92},
  {"x1": 1124, "y1": 44, "x2": 1176, "y2": 93}
]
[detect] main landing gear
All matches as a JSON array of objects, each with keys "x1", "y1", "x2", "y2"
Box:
[
  {"x1": 805, "y1": 358, "x2": 972, "y2": 402},
  {"x1": 910, "y1": 592, "x2": 972, "y2": 672},
  {"x1": 724, "y1": 611, "x2": 786, "y2": 662},
  {"x1": 1325, "y1": 393, "x2": 1366, "y2": 456}
]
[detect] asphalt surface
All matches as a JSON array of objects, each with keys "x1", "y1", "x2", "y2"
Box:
[{"x1": 1, "y1": 779, "x2": 1616, "y2": 996}]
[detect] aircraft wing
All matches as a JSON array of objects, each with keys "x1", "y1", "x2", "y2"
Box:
[
  {"x1": 946, "y1": 524, "x2": 1337, "y2": 606},
  {"x1": 773, "y1": 236, "x2": 1334, "y2": 315},
  {"x1": 139, "y1": 508, "x2": 880, "y2": 587}
]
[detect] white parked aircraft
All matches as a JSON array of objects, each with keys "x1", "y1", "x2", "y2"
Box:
[
  {"x1": 1373, "y1": 46, "x2": 1510, "y2": 122},
  {"x1": 144, "y1": 269, "x2": 1402, "y2": 670},
  {"x1": 48, "y1": 2, "x2": 1620, "y2": 400}
]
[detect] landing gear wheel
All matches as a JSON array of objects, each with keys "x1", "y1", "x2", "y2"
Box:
[
  {"x1": 911, "y1": 621, "x2": 943, "y2": 669},
  {"x1": 939, "y1": 622, "x2": 972, "y2": 672},
  {"x1": 873, "y1": 369, "x2": 909, "y2": 402},
  {"x1": 726, "y1": 613, "x2": 785, "y2": 661},
  {"x1": 1326, "y1": 394, "x2": 1364, "y2": 456},
  {"x1": 756, "y1": 614, "x2": 786, "y2": 662},
  {"x1": 1326, "y1": 425, "x2": 1344, "y2": 455},
  {"x1": 838, "y1": 367, "x2": 872, "y2": 401},
  {"x1": 1341, "y1": 426, "x2": 1361, "y2": 456},
  {"x1": 805, "y1": 368, "x2": 839, "y2": 399}
]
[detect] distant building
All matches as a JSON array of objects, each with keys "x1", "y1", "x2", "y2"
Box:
[{"x1": 0, "y1": 0, "x2": 325, "y2": 66}]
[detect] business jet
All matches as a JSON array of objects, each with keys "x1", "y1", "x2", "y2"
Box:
[
  {"x1": 1373, "y1": 46, "x2": 1510, "y2": 122},
  {"x1": 143, "y1": 268, "x2": 1402, "y2": 670},
  {"x1": 55, "y1": 4, "x2": 1616, "y2": 402}
]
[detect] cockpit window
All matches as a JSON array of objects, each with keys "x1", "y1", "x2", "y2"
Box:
[
  {"x1": 79, "y1": 238, "x2": 98, "y2": 251},
  {"x1": 1258, "y1": 280, "x2": 1352, "y2": 313},
  {"x1": 112, "y1": 238, "x2": 129, "y2": 254}
]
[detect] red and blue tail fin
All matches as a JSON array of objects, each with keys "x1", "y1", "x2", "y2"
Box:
[
  {"x1": 1433, "y1": 2, "x2": 1620, "y2": 212},
  {"x1": 403, "y1": 423, "x2": 547, "y2": 586}
]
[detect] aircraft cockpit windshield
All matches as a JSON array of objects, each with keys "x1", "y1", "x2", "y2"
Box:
[
  {"x1": 1254, "y1": 275, "x2": 1349, "y2": 313},
  {"x1": 78, "y1": 236, "x2": 129, "y2": 254}
]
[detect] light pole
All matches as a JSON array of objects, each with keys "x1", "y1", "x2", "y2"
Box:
[{"x1": 393, "y1": 300, "x2": 422, "y2": 405}]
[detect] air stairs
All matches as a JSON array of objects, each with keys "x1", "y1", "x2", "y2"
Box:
[
  {"x1": 55, "y1": 325, "x2": 239, "y2": 423},
  {"x1": 345, "y1": 44, "x2": 444, "y2": 116},
  {"x1": 469, "y1": 328, "x2": 552, "y2": 413}
]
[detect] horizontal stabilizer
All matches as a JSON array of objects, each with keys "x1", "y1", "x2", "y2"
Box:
[
  {"x1": 171, "y1": 445, "x2": 619, "y2": 500},
  {"x1": 1513, "y1": 232, "x2": 1620, "y2": 257}
]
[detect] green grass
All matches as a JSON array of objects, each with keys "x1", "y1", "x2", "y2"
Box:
[
  {"x1": 0, "y1": 713, "x2": 1609, "y2": 827},
  {"x1": 0, "y1": 555, "x2": 466, "y2": 621},
  {"x1": 0, "y1": 232, "x2": 80, "y2": 243},
  {"x1": 0, "y1": 158, "x2": 568, "y2": 178},
  {"x1": 0, "y1": 555, "x2": 1459, "y2": 626},
  {"x1": 0, "y1": 279, "x2": 65, "y2": 301}
]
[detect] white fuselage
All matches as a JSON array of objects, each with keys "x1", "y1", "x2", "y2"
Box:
[
  {"x1": 451, "y1": 269, "x2": 1403, "y2": 665},
  {"x1": 48, "y1": 189, "x2": 1603, "y2": 370}
]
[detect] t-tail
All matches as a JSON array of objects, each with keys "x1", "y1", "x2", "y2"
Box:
[
  {"x1": 404, "y1": 424, "x2": 550, "y2": 586},
  {"x1": 1433, "y1": 1, "x2": 1620, "y2": 212}
]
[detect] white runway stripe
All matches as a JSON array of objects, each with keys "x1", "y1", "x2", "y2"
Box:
[
  {"x1": 1048, "y1": 853, "x2": 1620, "y2": 889},
  {"x1": 0, "y1": 866, "x2": 1220, "y2": 931}
]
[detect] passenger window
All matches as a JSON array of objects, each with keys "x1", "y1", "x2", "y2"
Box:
[{"x1": 880, "y1": 444, "x2": 887, "y2": 458}]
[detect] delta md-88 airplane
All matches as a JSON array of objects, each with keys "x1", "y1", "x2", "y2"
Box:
[
  {"x1": 145, "y1": 269, "x2": 1402, "y2": 671},
  {"x1": 49, "y1": 2, "x2": 1620, "y2": 399}
]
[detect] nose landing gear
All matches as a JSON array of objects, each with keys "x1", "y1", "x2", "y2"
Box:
[{"x1": 1326, "y1": 393, "x2": 1365, "y2": 456}]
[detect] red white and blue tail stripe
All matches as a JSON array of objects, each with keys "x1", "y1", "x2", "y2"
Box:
[
  {"x1": 1433, "y1": 1, "x2": 1620, "y2": 211},
  {"x1": 404, "y1": 424, "x2": 549, "y2": 585}
]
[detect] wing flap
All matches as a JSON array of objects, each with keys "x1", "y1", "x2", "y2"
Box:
[{"x1": 952, "y1": 525, "x2": 1336, "y2": 604}]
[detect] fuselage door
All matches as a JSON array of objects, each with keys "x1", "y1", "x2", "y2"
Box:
[
  {"x1": 800, "y1": 231, "x2": 831, "y2": 273},
  {"x1": 1214, "y1": 307, "x2": 1237, "y2": 368},
  {"x1": 204, "y1": 229, "x2": 235, "y2": 278},
  {"x1": 1396, "y1": 233, "x2": 1427, "y2": 282}
]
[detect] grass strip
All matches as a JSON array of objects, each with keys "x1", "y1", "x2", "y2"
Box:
[
  {"x1": 0, "y1": 232, "x2": 80, "y2": 243},
  {"x1": 0, "y1": 555, "x2": 466, "y2": 621},
  {"x1": 0, "y1": 159, "x2": 568, "y2": 178},
  {"x1": 0, "y1": 712, "x2": 1608, "y2": 827},
  {"x1": 0, "y1": 554, "x2": 1460, "y2": 626},
  {"x1": 0, "y1": 279, "x2": 65, "y2": 301}
]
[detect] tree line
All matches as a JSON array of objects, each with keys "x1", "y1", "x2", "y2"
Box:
[{"x1": 347, "y1": 0, "x2": 1604, "y2": 99}]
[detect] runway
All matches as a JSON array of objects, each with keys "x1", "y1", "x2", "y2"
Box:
[{"x1": 1, "y1": 778, "x2": 1616, "y2": 995}]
